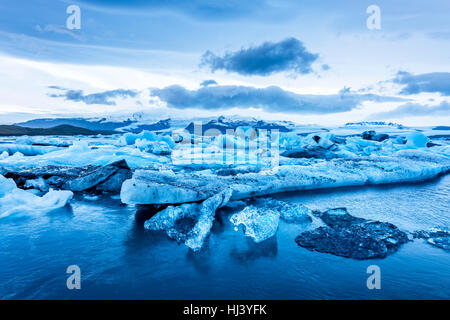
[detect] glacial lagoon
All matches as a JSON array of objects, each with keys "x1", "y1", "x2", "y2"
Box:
[{"x1": 1, "y1": 175, "x2": 448, "y2": 299}]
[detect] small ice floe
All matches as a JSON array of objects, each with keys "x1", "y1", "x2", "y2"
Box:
[
  {"x1": 24, "y1": 177, "x2": 48, "y2": 192},
  {"x1": 230, "y1": 206, "x2": 280, "y2": 243},
  {"x1": 83, "y1": 194, "x2": 100, "y2": 201},
  {"x1": 144, "y1": 188, "x2": 232, "y2": 251},
  {"x1": 361, "y1": 130, "x2": 389, "y2": 142},
  {"x1": 412, "y1": 228, "x2": 450, "y2": 252},
  {"x1": 120, "y1": 130, "x2": 175, "y2": 155},
  {"x1": 0, "y1": 174, "x2": 73, "y2": 218},
  {"x1": 229, "y1": 198, "x2": 312, "y2": 243},
  {"x1": 405, "y1": 132, "x2": 429, "y2": 148},
  {"x1": 0, "y1": 144, "x2": 60, "y2": 156},
  {"x1": 268, "y1": 199, "x2": 312, "y2": 224}
]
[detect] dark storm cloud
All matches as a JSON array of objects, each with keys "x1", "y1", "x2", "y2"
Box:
[
  {"x1": 394, "y1": 71, "x2": 450, "y2": 96},
  {"x1": 200, "y1": 38, "x2": 321, "y2": 76},
  {"x1": 150, "y1": 85, "x2": 405, "y2": 114},
  {"x1": 369, "y1": 101, "x2": 450, "y2": 119},
  {"x1": 48, "y1": 87, "x2": 139, "y2": 105}
]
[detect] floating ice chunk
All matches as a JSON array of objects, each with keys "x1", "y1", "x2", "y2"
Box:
[
  {"x1": 248, "y1": 198, "x2": 312, "y2": 224},
  {"x1": 0, "y1": 138, "x2": 167, "y2": 169},
  {"x1": 185, "y1": 189, "x2": 232, "y2": 250},
  {"x1": 15, "y1": 136, "x2": 72, "y2": 147},
  {"x1": 0, "y1": 175, "x2": 16, "y2": 197},
  {"x1": 325, "y1": 208, "x2": 348, "y2": 215},
  {"x1": 0, "y1": 144, "x2": 59, "y2": 156},
  {"x1": 405, "y1": 132, "x2": 429, "y2": 148},
  {"x1": 276, "y1": 202, "x2": 312, "y2": 223},
  {"x1": 213, "y1": 134, "x2": 261, "y2": 151},
  {"x1": 69, "y1": 140, "x2": 90, "y2": 152},
  {"x1": 24, "y1": 177, "x2": 48, "y2": 192},
  {"x1": 230, "y1": 205, "x2": 280, "y2": 243},
  {"x1": 135, "y1": 139, "x2": 172, "y2": 155},
  {"x1": 393, "y1": 136, "x2": 406, "y2": 145},
  {"x1": 0, "y1": 174, "x2": 73, "y2": 218},
  {"x1": 362, "y1": 130, "x2": 389, "y2": 142},
  {"x1": 279, "y1": 132, "x2": 302, "y2": 148},
  {"x1": 15, "y1": 136, "x2": 34, "y2": 145},
  {"x1": 123, "y1": 151, "x2": 450, "y2": 206},
  {"x1": 235, "y1": 126, "x2": 258, "y2": 139},
  {"x1": 297, "y1": 132, "x2": 336, "y2": 149},
  {"x1": 281, "y1": 132, "x2": 338, "y2": 159},
  {"x1": 65, "y1": 159, "x2": 131, "y2": 192},
  {"x1": 215, "y1": 134, "x2": 240, "y2": 149},
  {"x1": 121, "y1": 169, "x2": 227, "y2": 205},
  {"x1": 145, "y1": 189, "x2": 232, "y2": 251},
  {"x1": 83, "y1": 194, "x2": 100, "y2": 201},
  {"x1": 120, "y1": 130, "x2": 175, "y2": 148},
  {"x1": 333, "y1": 148, "x2": 359, "y2": 159},
  {"x1": 0, "y1": 151, "x2": 8, "y2": 160}
]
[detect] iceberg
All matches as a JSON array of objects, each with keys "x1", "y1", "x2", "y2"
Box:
[
  {"x1": 230, "y1": 205, "x2": 280, "y2": 243},
  {"x1": 0, "y1": 174, "x2": 73, "y2": 218},
  {"x1": 303, "y1": 132, "x2": 336, "y2": 149},
  {"x1": 135, "y1": 139, "x2": 172, "y2": 155},
  {"x1": 361, "y1": 130, "x2": 389, "y2": 142},
  {"x1": 405, "y1": 132, "x2": 429, "y2": 148},
  {"x1": 24, "y1": 177, "x2": 48, "y2": 192},
  {"x1": 64, "y1": 159, "x2": 132, "y2": 193},
  {"x1": 229, "y1": 198, "x2": 311, "y2": 243},
  {"x1": 3, "y1": 160, "x2": 132, "y2": 194},
  {"x1": 121, "y1": 169, "x2": 228, "y2": 205},
  {"x1": 0, "y1": 144, "x2": 60, "y2": 156},
  {"x1": 0, "y1": 138, "x2": 168, "y2": 169},
  {"x1": 144, "y1": 188, "x2": 232, "y2": 251},
  {"x1": 120, "y1": 130, "x2": 175, "y2": 148},
  {"x1": 274, "y1": 201, "x2": 312, "y2": 224},
  {"x1": 121, "y1": 150, "x2": 450, "y2": 205},
  {"x1": 246, "y1": 198, "x2": 312, "y2": 224}
]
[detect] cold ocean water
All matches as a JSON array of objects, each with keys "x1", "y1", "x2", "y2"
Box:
[{"x1": 0, "y1": 175, "x2": 449, "y2": 299}]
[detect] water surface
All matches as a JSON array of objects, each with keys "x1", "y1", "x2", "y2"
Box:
[{"x1": 1, "y1": 176, "x2": 449, "y2": 299}]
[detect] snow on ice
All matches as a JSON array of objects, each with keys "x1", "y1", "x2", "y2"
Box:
[{"x1": 0, "y1": 174, "x2": 73, "y2": 218}]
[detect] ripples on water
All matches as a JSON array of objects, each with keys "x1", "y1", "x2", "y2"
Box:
[{"x1": 0, "y1": 175, "x2": 449, "y2": 299}]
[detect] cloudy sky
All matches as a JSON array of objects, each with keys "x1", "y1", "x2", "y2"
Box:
[{"x1": 0, "y1": 0, "x2": 449, "y2": 125}]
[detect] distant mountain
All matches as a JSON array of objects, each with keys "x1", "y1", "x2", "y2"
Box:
[
  {"x1": 345, "y1": 121, "x2": 404, "y2": 129},
  {"x1": 184, "y1": 116, "x2": 294, "y2": 134},
  {"x1": 15, "y1": 117, "x2": 135, "y2": 131},
  {"x1": 0, "y1": 125, "x2": 115, "y2": 136},
  {"x1": 15, "y1": 117, "x2": 171, "y2": 133},
  {"x1": 433, "y1": 126, "x2": 450, "y2": 130},
  {"x1": 118, "y1": 119, "x2": 171, "y2": 133}
]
